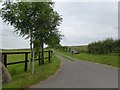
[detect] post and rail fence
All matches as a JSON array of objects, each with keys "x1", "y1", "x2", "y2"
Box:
[{"x1": 0, "y1": 50, "x2": 53, "y2": 72}]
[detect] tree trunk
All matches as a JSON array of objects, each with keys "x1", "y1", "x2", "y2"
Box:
[
  {"x1": 41, "y1": 42, "x2": 44, "y2": 64},
  {"x1": 29, "y1": 30, "x2": 34, "y2": 74},
  {"x1": 32, "y1": 46, "x2": 34, "y2": 74},
  {"x1": 28, "y1": 30, "x2": 32, "y2": 71}
]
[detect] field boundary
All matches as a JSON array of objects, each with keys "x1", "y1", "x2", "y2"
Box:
[{"x1": 1, "y1": 51, "x2": 53, "y2": 72}]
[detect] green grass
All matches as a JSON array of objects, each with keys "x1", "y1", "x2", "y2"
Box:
[
  {"x1": 55, "y1": 49, "x2": 118, "y2": 68},
  {"x1": 59, "y1": 54, "x2": 75, "y2": 62},
  {"x1": 2, "y1": 49, "x2": 30, "y2": 52},
  {"x1": 69, "y1": 45, "x2": 87, "y2": 49},
  {"x1": 62, "y1": 55, "x2": 75, "y2": 62},
  {"x1": 74, "y1": 53, "x2": 118, "y2": 67},
  {"x1": 2, "y1": 50, "x2": 61, "y2": 89},
  {"x1": 69, "y1": 45, "x2": 88, "y2": 52},
  {"x1": 55, "y1": 49, "x2": 73, "y2": 56},
  {"x1": 55, "y1": 52, "x2": 75, "y2": 62}
]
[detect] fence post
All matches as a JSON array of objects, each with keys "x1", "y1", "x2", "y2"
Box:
[
  {"x1": 38, "y1": 52, "x2": 40, "y2": 65},
  {"x1": 4, "y1": 54, "x2": 7, "y2": 67},
  {"x1": 25, "y1": 53, "x2": 28, "y2": 72},
  {"x1": 51, "y1": 50, "x2": 53, "y2": 57},
  {"x1": 48, "y1": 51, "x2": 51, "y2": 63},
  {"x1": 0, "y1": 53, "x2": 2, "y2": 62}
]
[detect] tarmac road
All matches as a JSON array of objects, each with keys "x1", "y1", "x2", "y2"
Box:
[{"x1": 30, "y1": 54, "x2": 118, "y2": 88}]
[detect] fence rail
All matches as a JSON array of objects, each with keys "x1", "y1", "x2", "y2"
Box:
[{"x1": 1, "y1": 50, "x2": 53, "y2": 72}]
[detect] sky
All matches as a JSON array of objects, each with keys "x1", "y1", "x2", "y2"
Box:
[{"x1": 0, "y1": 1, "x2": 118, "y2": 49}]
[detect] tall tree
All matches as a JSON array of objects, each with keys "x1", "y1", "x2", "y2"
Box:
[
  {"x1": 1, "y1": 1, "x2": 62, "y2": 73},
  {"x1": 1, "y1": 2, "x2": 35, "y2": 73},
  {"x1": 32, "y1": 3, "x2": 62, "y2": 64}
]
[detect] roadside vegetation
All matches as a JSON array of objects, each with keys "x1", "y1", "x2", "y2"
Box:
[
  {"x1": 55, "y1": 51, "x2": 75, "y2": 62},
  {"x1": 74, "y1": 53, "x2": 118, "y2": 67},
  {"x1": 88, "y1": 38, "x2": 119, "y2": 55},
  {"x1": 3, "y1": 50, "x2": 61, "y2": 89},
  {"x1": 55, "y1": 49, "x2": 118, "y2": 68},
  {"x1": 55, "y1": 38, "x2": 119, "y2": 68}
]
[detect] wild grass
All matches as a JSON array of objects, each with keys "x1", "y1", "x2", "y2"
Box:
[
  {"x1": 55, "y1": 52, "x2": 75, "y2": 62},
  {"x1": 55, "y1": 49, "x2": 118, "y2": 68},
  {"x1": 2, "y1": 49, "x2": 30, "y2": 52},
  {"x1": 74, "y1": 53, "x2": 118, "y2": 67},
  {"x1": 2, "y1": 50, "x2": 61, "y2": 89},
  {"x1": 69, "y1": 45, "x2": 87, "y2": 50}
]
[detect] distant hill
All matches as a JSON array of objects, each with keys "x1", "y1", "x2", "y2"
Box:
[
  {"x1": 1, "y1": 48, "x2": 30, "y2": 52},
  {"x1": 68, "y1": 45, "x2": 88, "y2": 52}
]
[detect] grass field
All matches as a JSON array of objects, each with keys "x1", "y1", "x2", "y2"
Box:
[
  {"x1": 55, "y1": 52, "x2": 75, "y2": 62},
  {"x1": 2, "y1": 50, "x2": 61, "y2": 89},
  {"x1": 55, "y1": 49, "x2": 118, "y2": 68},
  {"x1": 74, "y1": 53, "x2": 118, "y2": 67},
  {"x1": 2, "y1": 49, "x2": 30, "y2": 53},
  {"x1": 69, "y1": 45, "x2": 88, "y2": 52}
]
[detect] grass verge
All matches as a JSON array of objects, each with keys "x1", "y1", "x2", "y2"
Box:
[
  {"x1": 74, "y1": 53, "x2": 118, "y2": 68},
  {"x1": 2, "y1": 54, "x2": 61, "y2": 89},
  {"x1": 55, "y1": 52, "x2": 75, "y2": 62},
  {"x1": 61, "y1": 55, "x2": 75, "y2": 62},
  {"x1": 55, "y1": 49, "x2": 118, "y2": 68}
]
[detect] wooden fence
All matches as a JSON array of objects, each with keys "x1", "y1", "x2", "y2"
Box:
[{"x1": 1, "y1": 51, "x2": 53, "y2": 72}]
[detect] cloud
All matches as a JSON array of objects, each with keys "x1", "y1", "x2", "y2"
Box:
[
  {"x1": 0, "y1": 18, "x2": 29, "y2": 49},
  {"x1": 55, "y1": 2, "x2": 118, "y2": 46},
  {"x1": 0, "y1": 2, "x2": 118, "y2": 48}
]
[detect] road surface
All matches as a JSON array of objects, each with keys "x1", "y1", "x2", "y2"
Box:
[{"x1": 30, "y1": 54, "x2": 118, "y2": 88}]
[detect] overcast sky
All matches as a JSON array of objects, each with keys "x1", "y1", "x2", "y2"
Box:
[{"x1": 0, "y1": 1, "x2": 118, "y2": 49}]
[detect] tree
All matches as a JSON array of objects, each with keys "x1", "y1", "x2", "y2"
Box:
[
  {"x1": 88, "y1": 38, "x2": 119, "y2": 55},
  {"x1": 1, "y1": 2, "x2": 62, "y2": 73},
  {"x1": 32, "y1": 3, "x2": 62, "y2": 64},
  {"x1": 46, "y1": 31, "x2": 62, "y2": 49},
  {"x1": 1, "y1": 2, "x2": 35, "y2": 73}
]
